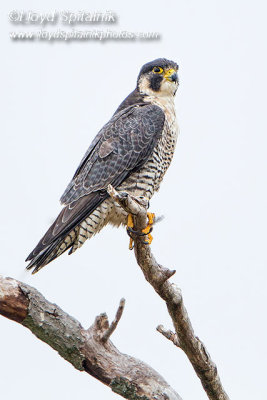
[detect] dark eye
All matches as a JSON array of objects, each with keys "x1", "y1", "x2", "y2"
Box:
[{"x1": 152, "y1": 66, "x2": 163, "y2": 74}]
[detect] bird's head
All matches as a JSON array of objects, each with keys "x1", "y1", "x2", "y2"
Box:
[{"x1": 137, "y1": 58, "x2": 179, "y2": 98}]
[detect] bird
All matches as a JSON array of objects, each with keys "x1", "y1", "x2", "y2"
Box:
[{"x1": 26, "y1": 58, "x2": 179, "y2": 274}]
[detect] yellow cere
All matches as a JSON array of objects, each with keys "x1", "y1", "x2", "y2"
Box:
[{"x1": 164, "y1": 68, "x2": 176, "y2": 79}]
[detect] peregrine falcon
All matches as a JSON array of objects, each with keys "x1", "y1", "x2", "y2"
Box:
[{"x1": 26, "y1": 58, "x2": 179, "y2": 273}]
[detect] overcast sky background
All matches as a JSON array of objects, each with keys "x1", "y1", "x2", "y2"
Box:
[{"x1": 1, "y1": 1, "x2": 267, "y2": 399}]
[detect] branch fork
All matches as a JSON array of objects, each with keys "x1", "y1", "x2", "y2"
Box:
[{"x1": 0, "y1": 185, "x2": 230, "y2": 400}]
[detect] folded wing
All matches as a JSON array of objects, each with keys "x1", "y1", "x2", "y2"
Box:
[{"x1": 26, "y1": 104, "x2": 165, "y2": 268}]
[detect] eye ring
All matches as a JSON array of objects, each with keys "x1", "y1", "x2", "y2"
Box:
[{"x1": 152, "y1": 66, "x2": 163, "y2": 74}]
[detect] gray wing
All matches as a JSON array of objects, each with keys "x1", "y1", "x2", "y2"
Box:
[
  {"x1": 26, "y1": 104, "x2": 165, "y2": 262},
  {"x1": 60, "y1": 104, "x2": 164, "y2": 205}
]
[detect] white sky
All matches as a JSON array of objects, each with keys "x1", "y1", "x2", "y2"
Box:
[{"x1": 1, "y1": 1, "x2": 267, "y2": 399}]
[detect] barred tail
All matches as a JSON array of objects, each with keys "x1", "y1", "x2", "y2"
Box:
[
  {"x1": 26, "y1": 228, "x2": 78, "y2": 274},
  {"x1": 26, "y1": 199, "x2": 113, "y2": 274}
]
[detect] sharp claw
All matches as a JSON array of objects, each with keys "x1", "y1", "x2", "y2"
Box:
[
  {"x1": 146, "y1": 233, "x2": 153, "y2": 245},
  {"x1": 129, "y1": 238, "x2": 134, "y2": 250},
  {"x1": 141, "y1": 239, "x2": 150, "y2": 245},
  {"x1": 127, "y1": 226, "x2": 150, "y2": 236},
  {"x1": 141, "y1": 234, "x2": 153, "y2": 245},
  {"x1": 126, "y1": 227, "x2": 134, "y2": 239}
]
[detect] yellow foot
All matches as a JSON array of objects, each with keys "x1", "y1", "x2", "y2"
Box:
[
  {"x1": 127, "y1": 214, "x2": 134, "y2": 250},
  {"x1": 142, "y1": 212, "x2": 155, "y2": 245},
  {"x1": 126, "y1": 212, "x2": 155, "y2": 249}
]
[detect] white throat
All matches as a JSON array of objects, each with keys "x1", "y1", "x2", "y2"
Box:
[{"x1": 138, "y1": 75, "x2": 177, "y2": 98}]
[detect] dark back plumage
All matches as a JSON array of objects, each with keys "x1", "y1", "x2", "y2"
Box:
[{"x1": 26, "y1": 103, "x2": 165, "y2": 271}]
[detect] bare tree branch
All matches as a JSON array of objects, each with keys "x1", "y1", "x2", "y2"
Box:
[
  {"x1": 107, "y1": 185, "x2": 230, "y2": 400},
  {"x1": 0, "y1": 185, "x2": 230, "y2": 400},
  {"x1": 0, "y1": 275, "x2": 181, "y2": 400},
  {"x1": 157, "y1": 325, "x2": 180, "y2": 348}
]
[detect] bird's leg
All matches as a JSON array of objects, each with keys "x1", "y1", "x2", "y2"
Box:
[
  {"x1": 127, "y1": 214, "x2": 134, "y2": 250},
  {"x1": 126, "y1": 212, "x2": 155, "y2": 249}
]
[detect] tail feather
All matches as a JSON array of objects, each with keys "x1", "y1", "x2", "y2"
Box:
[
  {"x1": 26, "y1": 229, "x2": 78, "y2": 274},
  {"x1": 25, "y1": 192, "x2": 108, "y2": 273},
  {"x1": 26, "y1": 195, "x2": 112, "y2": 274}
]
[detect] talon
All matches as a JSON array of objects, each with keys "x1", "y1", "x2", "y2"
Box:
[
  {"x1": 127, "y1": 226, "x2": 148, "y2": 236},
  {"x1": 142, "y1": 233, "x2": 153, "y2": 245},
  {"x1": 141, "y1": 213, "x2": 155, "y2": 244},
  {"x1": 126, "y1": 227, "x2": 134, "y2": 238},
  {"x1": 147, "y1": 233, "x2": 153, "y2": 244},
  {"x1": 129, "y1": 238, "x2": 134, "y2": 250},
  {"x1": 126, "y1": 212, "x2": 155, "y2": 249},
  {"x1": 142, "y1": 225, "x2": 151, "y2": 234},
  {"x1": 147, "y1": 212, "x2": 155, "y2": 225}
]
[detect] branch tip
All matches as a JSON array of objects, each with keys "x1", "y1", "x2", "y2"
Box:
[
  {"x1": 156, "y1": 325, "x2": 181, "y2": 348},
  {"x1": 163, "y1": 269, "x2": 176, "y2": 282},
  {"x1": 102, "y1": 298, "x2": 126, "y2": 342}
]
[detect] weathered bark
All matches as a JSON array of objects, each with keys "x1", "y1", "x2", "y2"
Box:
[
  {"x1": 0, "y1": 276, "x2": 181, "y2": 400},
  {"x1": 0, "y1": 185, "x2": 230, "y2": 400},
  {"x1": 107, "y1": 185, "x2": 230, "y2": 400}
]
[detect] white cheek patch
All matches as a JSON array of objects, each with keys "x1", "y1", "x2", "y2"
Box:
[
  {"x1": 138, "y1": 75, "x2": 154, "y2": 95},
  {"x1": 138, "y1": 75, "x2": 177, "y2": 97}
]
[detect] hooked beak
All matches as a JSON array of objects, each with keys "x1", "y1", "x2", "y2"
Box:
[{"x1": 164, "y1": 68, "x2": 178, "y2": 83}]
